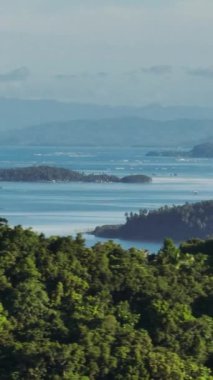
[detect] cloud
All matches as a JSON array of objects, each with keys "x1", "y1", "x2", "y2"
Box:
[
  {"x1": 141, "y1": 65, "x2": 172, "y2": 75},
  {"x1": 0, "y1": 67, "x2": 30, "y2": 82},
  {"x1": 55, "y1": 74, "x2": 77, "y2": 80},
  {"x1": 123, "y1": 69, "x2": 139, "y2": 76},
  {"x1": 55, "y1": 71, "x2": 109, "y2": 80},
  {"x1": 187, "y1": 67, "x2": 213, "y2": 78},
  {"x1": 0, "y1": 1, "x2": 213, "y2": 106},
  {"x1": 124, "y1": 66, "x2": 173, "y2": 78},
  {"x1": 96, "y1": 71, "x2": 109, "y2": 78}
]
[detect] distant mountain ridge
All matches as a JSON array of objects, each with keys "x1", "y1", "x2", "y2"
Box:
[
  {"x1": 1, "y1": 97, "x2": 213, "y2": 131},
  {"x1": 1, "y1": 117, "x2": 213, "y2": 147}
]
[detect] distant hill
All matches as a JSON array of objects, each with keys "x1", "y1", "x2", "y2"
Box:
[
  {"x1": 1, "y1": 97, "x2": 213, "y2": 131},
  {"x1": 1, "y1": 117, "x2": 213, "y2": 147},
  {"x1": 93, "y1": 201, "x2": 213, "y2": 241}
]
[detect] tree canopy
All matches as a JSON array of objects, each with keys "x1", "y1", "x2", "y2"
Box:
[{"x1": 0, "y1": 224, "x2": 212, "y2": 379}]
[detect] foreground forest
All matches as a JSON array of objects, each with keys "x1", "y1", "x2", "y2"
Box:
[
  {"x1": 93, "y1": 201, "x2": 213, "y2": 241},
  {"x1": 0, "y1": 219, "x2": 212, "y2": 379}
]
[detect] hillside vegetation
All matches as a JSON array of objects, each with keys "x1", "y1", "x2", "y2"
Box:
[{"x1": 0, "y1": 220, "x2": 212, "y2": 379}]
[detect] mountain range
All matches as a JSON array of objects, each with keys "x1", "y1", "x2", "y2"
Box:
[
  {"x1": 1, "y1": 98, "x2": 213, "y2": 146},
  {"x1": 1, "y1": 97, "x2": 213, "y2": 131},
  {"x1": 1, "y1": 117, "x2": 213, "y2": 147}
]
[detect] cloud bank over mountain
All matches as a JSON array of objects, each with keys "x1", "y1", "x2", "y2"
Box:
[{"x1": 0, "y1": 0, "x2": 212, "y2": 106}]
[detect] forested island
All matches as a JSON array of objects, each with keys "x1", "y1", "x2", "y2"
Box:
[
  {"x1": 93, "y1": 200, "x2": 213, "y2": 241},
  {"x1": 146, "y1": 142, "x2": 213, "y2": 158},
  {"x1": 0, "y1": 219, "x2": 212, "y2": 379},
  {"x1": 0, "y1": 166, "x2": 151, "y2": 184}
]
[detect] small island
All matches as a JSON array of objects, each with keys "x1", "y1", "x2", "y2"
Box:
[
  {"x1": 0, "y1": 166, "x2": 152, "y2": 184},
  {"x1": 92, "y1": 200, "x2": 213, "y2": 241},
  {"x1": 146, "y1": 142, "x2": 213, "y2": 158}
]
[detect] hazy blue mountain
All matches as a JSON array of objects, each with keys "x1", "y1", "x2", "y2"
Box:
[
  {"x1": 1, "y1": 117, "x2": 213, "y2": 146},
  {"x1": 1, "y1": 97, "x2": 213, "y2": 131}
]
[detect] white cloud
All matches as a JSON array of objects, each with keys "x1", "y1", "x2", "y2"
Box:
[{"x1": 0, "y1": 67, "x2": 30, "y2": 82}]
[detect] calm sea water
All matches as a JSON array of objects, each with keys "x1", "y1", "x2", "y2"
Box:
[{"x1": 0, "y1": 146, "x2": 213, "y2": 252}]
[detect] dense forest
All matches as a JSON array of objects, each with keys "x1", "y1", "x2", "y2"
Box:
[
  {"x1": 0, "y1": 166, "x2": 151, "y2": 184},
  {"x1": 0, "y1": 219, "x2": 212, "y2": 379},
  {"x1": 93, "y1": 201, "x2": 213, "y2": 241}
]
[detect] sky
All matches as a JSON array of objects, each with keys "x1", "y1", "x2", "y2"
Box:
[{"x1": 0, "y1": 0, "x2": 213, "y2": 106}]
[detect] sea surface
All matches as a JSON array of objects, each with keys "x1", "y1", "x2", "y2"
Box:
[{"x1": 0, "y1": 146, "x2": 213, "y2": 253}]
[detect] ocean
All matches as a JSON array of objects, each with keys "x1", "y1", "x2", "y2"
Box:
[{"x1": 0, "y1": 146, "x2": 213, "y2": 253}]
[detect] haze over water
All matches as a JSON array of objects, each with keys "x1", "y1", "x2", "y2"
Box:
[{"x1": 0, "y1": 146, "x2": 213, "y2": 252}]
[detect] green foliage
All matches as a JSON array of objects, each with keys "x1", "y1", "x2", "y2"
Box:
[{"x1": 0, "y1": 224, "x2": 212, "y2": 379}]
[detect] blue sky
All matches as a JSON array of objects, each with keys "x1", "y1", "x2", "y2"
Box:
[{"x1": 0, "y1": 0, "x2": 213, "y2": 106}]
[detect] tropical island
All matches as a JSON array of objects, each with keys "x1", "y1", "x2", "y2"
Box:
[
  {"x1": 0, "y1": 165, "x2": 152, "y2": 184},
  {"x1": 146, "y1": 142, "x2": 213, "y2": 158},
  {"x1": 93, "y1": 200, "x2": 213, "y2": 241},
  {"x1": 0, "y1": 218, "x2": 212, "y2": 379}
]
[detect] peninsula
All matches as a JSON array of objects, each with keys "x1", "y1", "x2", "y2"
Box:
[
  {"x1": 146, "y1": 142, "x2": 213, "y2": 158},
  {"x1": 0, "y1": 166, "x2": 152, "y2": 184},
  {"x1": 93, "y1": 200, "x2": 213, "y2": 241}
]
